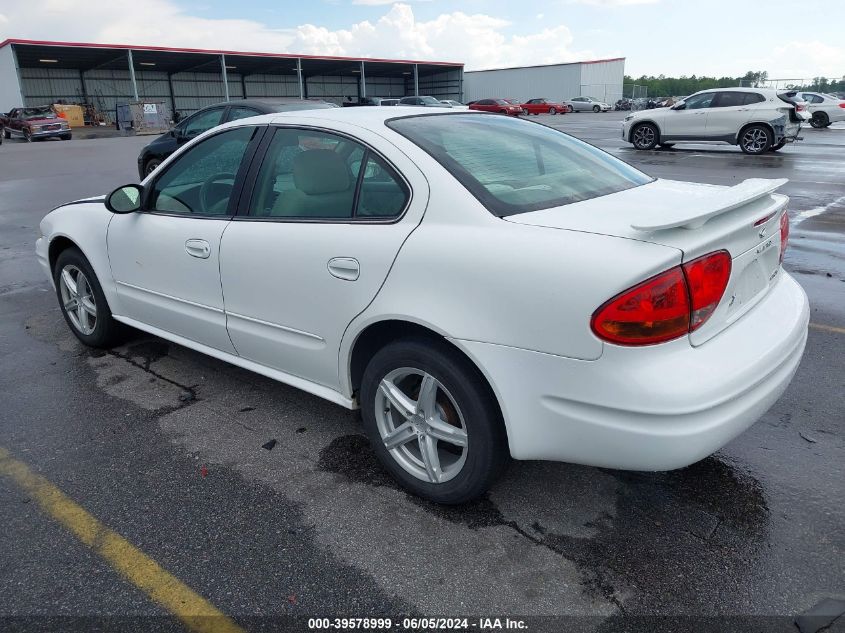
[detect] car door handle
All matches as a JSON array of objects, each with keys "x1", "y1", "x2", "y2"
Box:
[
  {"x1": 185, "y1": 239, "x2": 211, "y2": 259},
  {"x1": 327, "y1": 257, "x2": 360, "y2": 281}
]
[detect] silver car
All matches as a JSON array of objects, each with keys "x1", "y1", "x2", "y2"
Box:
[{"x1": 566, "y1": 96, "x2": 612, "y2": 112}]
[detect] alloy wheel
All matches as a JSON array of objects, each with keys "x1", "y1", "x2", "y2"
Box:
[
  {"x1": 633, "y1": 125, "x2": 656, "y2": 148},
  {"x1": 59, "y1": 265, "x2": 97, "y2": 335},
  {"x1": 741, "y1": 128, "x2": 769, "y2": 153},
  {"x1": 375, "y1": 368, "x2": 468, "y2": 484}
]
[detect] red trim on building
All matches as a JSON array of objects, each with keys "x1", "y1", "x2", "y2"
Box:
[{"x1": 0, "y1": 38, "x2": 463, "y2": 67}]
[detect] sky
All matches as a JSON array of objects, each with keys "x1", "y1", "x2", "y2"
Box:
[{"x1": 0, "y1": 0, "x2": 842, "y2": 79}]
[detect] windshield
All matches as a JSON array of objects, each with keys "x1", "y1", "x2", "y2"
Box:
[
  {"x1": 388, "y1": 114, "x2": 652, "y2": 217},
  {"x1": 21, "y1": 107, "x2": 57, "y2": 120}
]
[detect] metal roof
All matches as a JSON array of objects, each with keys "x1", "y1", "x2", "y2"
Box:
[
  {"x1": 464, "y1": 57, "x2": 626, "y2": 74},
  {"x1": 0, "y1": 39, "x2": 462, "y2": 75}
]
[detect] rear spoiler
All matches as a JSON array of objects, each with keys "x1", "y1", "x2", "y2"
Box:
[{"x1": 631, "y1": 178, "x2": 788, "y2": 231}]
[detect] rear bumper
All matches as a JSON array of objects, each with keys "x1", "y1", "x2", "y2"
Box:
[{"x1": 454, "y1": 272, "x2": 809, "y2": 470}]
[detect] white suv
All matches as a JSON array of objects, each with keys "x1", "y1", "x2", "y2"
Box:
[
  {"x1": 622, "y1": 88, "x2": 810, "y2": 154},
  {"x1": 799, "y1": 91, "x2": 845, "y2": 128}
]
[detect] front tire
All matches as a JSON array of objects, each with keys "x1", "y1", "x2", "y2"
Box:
[
  {"x1": 54, "y1": 248, "x2": 123, "y2": 348},
  {"x1": 61, "y1": 133, "x2": 72, "y2": 141},
  {"x1": 631, "y1": 123, "x2": 659, "y2": 150},
  {"x1": 739, "y1": 125, "x2": 773, "y2": 154},
  {"x1": 521, "y1": 108, "x2": 529, "y2": 116},
  {"x1": 144, "y1": 158, "x2": 162, "y2": 176},
  {"x1": 593, "y1": 105, "x2": 601, "y2": 113},
  {"x1": 360, "y1": 338, "x2": 509, "y2": 504},
  {"x1": 23, "y1": 129, "x2": 33, "y2": 142},
  {"x1": 3, "y1": 128, "x2": 10, "y2": 139}
]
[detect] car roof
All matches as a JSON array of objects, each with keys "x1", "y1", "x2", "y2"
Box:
[
  {"x1": 692, "y1": 87, "x2": 777, "y2": 95},
  {"x1": 214, "y1": 106, "x2": 464, "y2": 130}
]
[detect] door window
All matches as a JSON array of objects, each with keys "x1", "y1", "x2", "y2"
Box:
[
  {"x1": 227, "y1": 106, "x2": 262, "y2": 122},
  {"x1": 683, "y1": 93, "x2": 716, "y2": 109},
  {"x1": 743, "y1": 92, "x2": 766, "y2": 105},
  {"x1": 149, "y1": 126, "x2": 256, "y2": 216},
  {"x1": 712, "y1": 92, "x2": 746, "y2": 108},
  {"x1": 181, "y1": 107, "x2": 224, "y2": 139},
  {"x1": 248, "y1": 128, "x2": 408, "y2": 220}
]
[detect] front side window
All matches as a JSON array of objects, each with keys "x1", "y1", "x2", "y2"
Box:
[
  {"x1": 388, "y1": 113, "x2": 651, "y2": 217},
  {"x1": 149, "y1": 126, "x2": 256, "y2": 216},
  {"x1": 248, "y1": 128, "x2": 409, "y2": 220},
  {"x1": 181, "y1": 107, "x2": 224, "y2": 139},
  {"x1": 684, "y1": 93, "x2": 716, "y2": 109}
]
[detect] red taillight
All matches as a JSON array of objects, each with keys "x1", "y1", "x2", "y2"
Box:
[
  {"x1": 591, "y1": 251, "x2": 731, "y2": 346},
  {"x1": 683, "y1": 251, "x2": 732, "y2": 331},
  {"x1": 779, "y1": 211, "x2": 789, "y2": 264},
  {"x1": 839, "y1": 103, "x2": 845, "y2": 108}
]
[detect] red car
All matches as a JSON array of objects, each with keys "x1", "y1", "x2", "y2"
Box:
[
  {"x1": 519, "y1": 98, "x2": 570, "y2": 115},
  {"x1": 468, "y1": 99, "x2": 522, "y2": 116},
  {"x1": 1, "y1": 105, "x2": 72, "y2": 142}
]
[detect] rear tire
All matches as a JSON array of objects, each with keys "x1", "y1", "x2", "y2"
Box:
[
  {"x1": 809, "y1": 112, "x2": 829, "y2": 128},
  {"x1": 54, "y1": 247, "x2": 123, "y2": 348},
  {"x1": 360, "y1": 338, "x2": 509, "y2": 504},
  {"x1": 739, "y1": 125, "x2": 773, "y2": 154},
  {"x1": 144, "y1": 158, "x2": 163, "y2": 176},
  {"x1": 631, "y1": 123, "x2": 659, "y2": 150},
  {"x1": 549, "y1": 107, "x2": 557, "y2": 115}
]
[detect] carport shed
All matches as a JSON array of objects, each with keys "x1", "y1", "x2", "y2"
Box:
[{"x1": 0, "y1": 39, "x2": 464, "y2": 120}]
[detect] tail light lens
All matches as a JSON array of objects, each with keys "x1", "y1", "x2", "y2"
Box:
[
  {"x1": 779, "y1": 211, "x2": 789, "y2": 264},
  {"x1": 591, "y1": 251, "x2": 731, "y2": 346},
  {"x1": 683, "y1": 251, "x2": 732, "y2": 331},
  {"x1": 839, "y1": 103, "x2": 845, "y2": 109}
]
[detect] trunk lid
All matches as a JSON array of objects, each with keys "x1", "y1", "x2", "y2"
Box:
[{"x1": 505, "y1": 177, "x2": 789, "y2": 345}]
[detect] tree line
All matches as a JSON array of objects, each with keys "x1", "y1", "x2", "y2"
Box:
[{"x1": 624, "y1": 71, "x2": 845, "y2": 98}]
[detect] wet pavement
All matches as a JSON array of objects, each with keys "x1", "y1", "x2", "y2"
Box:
[{"x1": 0, "y1": 115, "x2": 843, "y2": 631}]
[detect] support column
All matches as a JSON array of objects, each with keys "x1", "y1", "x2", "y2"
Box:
[
  {"x1": 413, "y1": 64, "x2": 419, "y2": 96},
  {"x1": 221, "y1": 54, "x2": 230, "y2": 101},
  {"x1": 78, "y1": 69, "x2": 89, "y2": 103},
  {"x1": 296, "y1": 58, "x2": 304, "y2": 100},
  {"x1": 167, "y1": 73, "x2": 178, "y2": 122},
  {"x1": 241, "y1": 74, "x2": 248, "y2": 100},
  {"x1": 360, "y1": 61, "x2": 366, "y2": 99},
  {"x1": 127, "y1": 49, "x2": 139, "y2": 101}
]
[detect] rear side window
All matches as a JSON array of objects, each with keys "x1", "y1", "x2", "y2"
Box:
[
  {"x1": 388, "y1": 114, "x2": 652, "y2": 217},
  {"x1": 743, "y1": 93, "x2": 766, "y2": 105},
  {"x1": 712, "y1": 92, "x2": 746, "y2": 108}
]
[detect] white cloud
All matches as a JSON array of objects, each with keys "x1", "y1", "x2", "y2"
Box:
[{"x1": 0, "y1": 1, "x2": 598, "y2": 70}]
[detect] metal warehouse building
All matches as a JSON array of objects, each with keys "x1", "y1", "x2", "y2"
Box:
[
  {"x1": 0, "y1": 39, "x2": 463, "y2": 119},
  {"x1": 463, "y1": 58, "x2": 625, "y2": 106}
]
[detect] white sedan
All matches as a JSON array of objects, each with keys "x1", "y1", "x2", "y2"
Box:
[
  {"x1": 799, "y1": 91, "x2": 845, "y2": 128},
  {"x1": 36, "y1": 108, "x2": 809, "y2": 503}
]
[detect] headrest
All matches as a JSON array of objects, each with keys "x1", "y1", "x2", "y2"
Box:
[{"x1": 293, "y1": 150, "x2": 350, "y2": 195}]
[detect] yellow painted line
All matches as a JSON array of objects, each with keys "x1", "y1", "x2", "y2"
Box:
[
  {"x1": 0, "y1": 447, "x2": 245, "y2": 633},
  {"x1": 810, "y1": 323, "x2": 845, "y2": 335}
]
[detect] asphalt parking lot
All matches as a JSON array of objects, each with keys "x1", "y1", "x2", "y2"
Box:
[{"x1": 1, "y1": 112, "x2": 843, "y2": 632}]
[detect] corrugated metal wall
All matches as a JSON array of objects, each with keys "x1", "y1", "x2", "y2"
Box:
[
  {"x1": 243, "y1": 73, "x2": 300, "y2": 98},
  {"x1": 0, "y1": 45, "x2": 24, "y2": 112},
  {"x1": 20, "y1": 68, "x2": 84, "y2": 106},
  {"x1": 415, "y1": 69, "x2": 462, "y2": 101},
  {"x1": 463, "y1": 60, "x2": 624, "y2": 104},
  {"x1": 578, "y1": 59, "x2": 625, "y2": 104},
  {"x1": 362, "y1": 76, "x2": 405, "y2": 98}
]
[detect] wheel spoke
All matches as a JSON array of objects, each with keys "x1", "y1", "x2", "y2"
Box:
[
  {"x1": 63, "y1": 298, "x2": 78, "y2": 311},
  {"x1": 77, "y1": 302, "x2": 89, "y2": 330},
  {"x1": 426, "y1": 416, "x2": 468, "y2": 448},
  {"x1": 419, "y1": 435, "x2": 442, "y2": 483},
  {"x1": 383, "y1": 421, "x2": 416, "y2": 450},
  {"x1": 379, "y1": 378, "x2": 416, "y2": 420},
  {"x1": 80, "y1": 296, "x2": 97, "y2": 317},
  {"x1": 61, "y1": 268, "x2": 77, "y2": 296},
  {"x1": 416, "y1": 373, "x2": 438, "y2": 418}
]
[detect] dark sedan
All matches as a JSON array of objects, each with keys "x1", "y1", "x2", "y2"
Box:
[{"x1": 137, "y1": 98, "x2": 334, "y2": 178}]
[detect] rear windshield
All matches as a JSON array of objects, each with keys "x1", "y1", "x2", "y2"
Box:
[{"x1": 387, "y1": 113, "x2": 652, "y2": 216}]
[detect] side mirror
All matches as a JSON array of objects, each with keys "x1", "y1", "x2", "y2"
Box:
[
  {"x1": 106, "y1": 184, "x2": 144, "y2": 214},
  {"x1": 672, "y1": 102, "x2": 686, "y2": 110}
]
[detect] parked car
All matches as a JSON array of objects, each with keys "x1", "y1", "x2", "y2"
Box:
[
  {"x1": 468, "y1": 99, "x2": 522, "y2": 116},
  {"x1": 622, "y1": 88, "x2": 811, "y2": 154},
  {"x1": 520, "y1": 98, "x2": 569, "y2": 115},
  {"x1": 440, "y1": 100, "x2": 468, "y2": 109},
  {"x1": 2, "y1": 106, "x2": 72, "y2": 142},
  {"x1": 342, "y1": 97, "x2": 399, "y2": 107},
  {"x1": 614, "y1": 99, "x2": 632, "y2": 111},
  {"x1": 798, "y1": 92, "x2": 845, "y2": 128},
  {"x1": 566, "y1": 96, "x2": 612, "y2": 112},
  {"x1": 398, "y1": 96, "x2": 450, "y2": 108},
  {"x1": 37, "y1": 108, "x2": 808, "y2": 503},
  {"x1": 136, "y1": 98, "x2": 333, "y2": 178}
]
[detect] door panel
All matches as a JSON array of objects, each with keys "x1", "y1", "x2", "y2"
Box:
[
  {"x1": 705, "y1": 91, "x2": 751, "y2": 138},
  {"x1": 220, "y1": 123, "x2": 429, "y2": 390},
  {"x1": 108, "y1": 214, "x2": 235, "y2": 352},
  {"x1": 663, "y1": 92, "x2": 715, "y2": 137}
]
